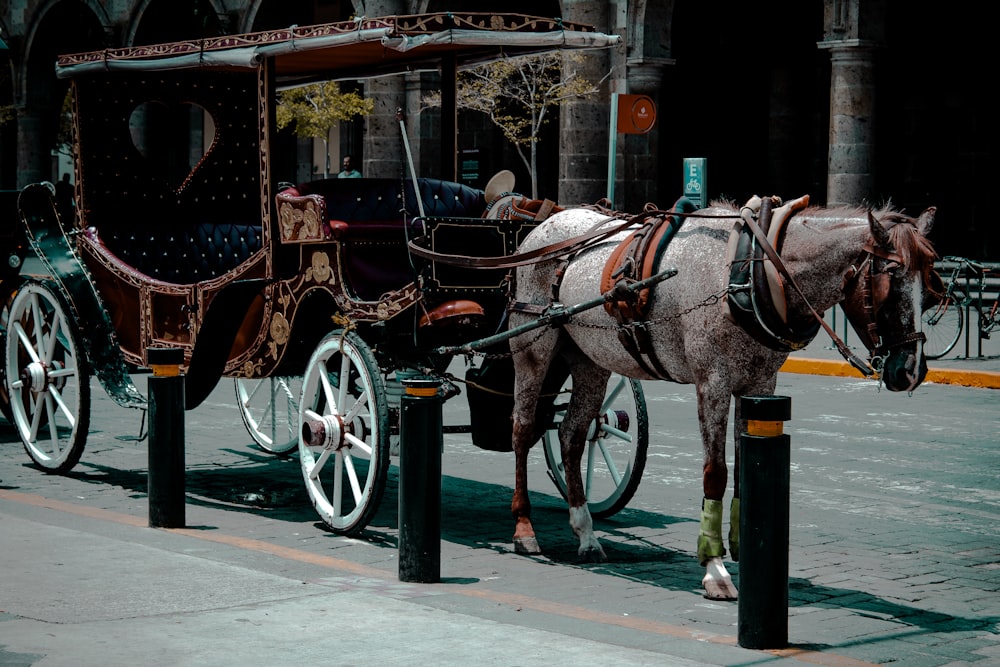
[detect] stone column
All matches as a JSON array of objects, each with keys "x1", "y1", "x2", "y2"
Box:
[
  {"x1": 622, "y1": 58, "x2": 670, "y2": 210},
  {"x1": 364, "y1": 76, "x2": 407, "y2": 179},
  {"x1": 558, "y1": 0, "x2": 612, "y2": 206},
  {"x1": 360, "y1": 0, "x2": 407, "y2": 179},
  {"x1": 819, "y1": 40, "x2": 879, "y2": 206},
  {"x1": 16, "y1": 108, "x2": 47, "y2": 188}
]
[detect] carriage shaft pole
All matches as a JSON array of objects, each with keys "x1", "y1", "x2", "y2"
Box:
[
  {"x1": 431, "y1": 267, "x2": 678, "y2": 357},
  {"x1": 398, "y1": 378, "x2": 443, "y2": 583},
  {"x1": 737, "y1": 395, "x2": 791, "y2": 649},
  {"x1": 147, "y1": 348, "x2": 186, "y2": 528}
]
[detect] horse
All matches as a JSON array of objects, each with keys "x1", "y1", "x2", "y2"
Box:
[{"x1": 507, "y1": 196, "x2": 938, "y2": 600}]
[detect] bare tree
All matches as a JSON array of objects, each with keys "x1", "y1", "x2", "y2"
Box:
[
  {"x1": 426, "y1": 52, "x2": 606, "y2": 199},
  {"x1": 276, "y1": 81, "x2": 374, "y2": 178}
]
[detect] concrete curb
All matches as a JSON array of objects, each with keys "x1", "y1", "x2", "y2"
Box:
[{"x1": 780, "y1": 357, "x2": 1000, "y2": 389}]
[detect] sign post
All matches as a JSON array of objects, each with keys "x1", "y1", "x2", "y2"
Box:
[{"x1": 606, "y1": 93, "x2": 657, "y2": 207}]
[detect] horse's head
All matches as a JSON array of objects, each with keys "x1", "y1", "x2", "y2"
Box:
[{"x1": 839, "y1": 207, "x2": 938, "y2": 392}]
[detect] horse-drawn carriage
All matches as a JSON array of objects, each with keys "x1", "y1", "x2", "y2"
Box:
[
  {"x1": 5, "y1": 12, "x2": 941, "y2": 603},
  {"x1": 3, "y1": 13, "x2": 640, "y2": 535}
]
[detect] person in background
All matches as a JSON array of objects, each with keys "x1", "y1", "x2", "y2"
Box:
[
  {"x1": 55, "y1": 172, "x2": 75, "y2": 222},
  {"x1": 338, "y1": 154, "x2": 361, "y2": 178}
]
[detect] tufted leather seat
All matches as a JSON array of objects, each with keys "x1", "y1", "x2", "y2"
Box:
[{"x1": 99, "y1": 221, "x2": 262, "y2": 284}]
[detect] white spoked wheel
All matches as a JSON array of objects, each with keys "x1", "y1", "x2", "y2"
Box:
[
  {"x1": 235, "y1": 376, "x2": 302, "y2": 454},
  {"x1": 5, "y1": 281, "x2": 90, "y2": 473},
  {"x1": 542, "y1": 373, "x2": 648, "y2": 519},
  {"x1": 298, "y1": 330, "x2": 389, "y2": 535},
  {"x1": 0, "y1": 285, "x2": 18, "y2": 423}
]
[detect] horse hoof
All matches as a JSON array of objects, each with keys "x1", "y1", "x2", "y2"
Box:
[
  {"x1": 702, "y1": 557, "x2": 738, "y2": 601},
  {"x1": 702, "y1": 580, "x2": 738, "y2": 601},
  {"x1": 578, "y1": 546, "x2": 607, "y2": 563},
  {"x1": 513, "y1": 536, "x2": 541, "y2": 555}
]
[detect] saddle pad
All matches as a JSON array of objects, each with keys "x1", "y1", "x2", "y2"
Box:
[{"x1": 600, "y1": 197, "x2": 696, "y2": 320}]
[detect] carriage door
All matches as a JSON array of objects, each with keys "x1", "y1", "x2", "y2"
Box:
[{"x1": 143, "y1": 283, "x2": 197, "y2": 353}]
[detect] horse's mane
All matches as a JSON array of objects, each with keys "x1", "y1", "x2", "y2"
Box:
[{"x1": 879, "y1": 210, "x2": 938, "y2": 272}]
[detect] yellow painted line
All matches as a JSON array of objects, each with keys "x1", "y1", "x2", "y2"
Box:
[
  {"x1": 0, "y1": 487, "x2": 879, "y2": 666},
  {"x1": 780, "y1": 357, "x2": 1000, "y2": 389}
]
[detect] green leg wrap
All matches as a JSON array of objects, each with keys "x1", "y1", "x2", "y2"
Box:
[
  {"x1": 697, "y1": 498, "x2": 726, "y2": 566},
  {"x1": 728, "y1": 496, "x2": 740, "y2": 562}
]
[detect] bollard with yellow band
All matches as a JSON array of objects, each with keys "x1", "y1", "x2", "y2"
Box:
[
  {"x1": 738, "y1": 394, "x2": 791, "y2": 650},
  {"x1": 147, "y1": 347, "x2": 186, "y2": 528},
  {"x1": 398, "y1": 377, "x2": 443, "y2": 583}
]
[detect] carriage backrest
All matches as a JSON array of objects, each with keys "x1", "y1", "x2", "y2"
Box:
[
  {"x1": 291, "y1": 177, "x2": 485, "y2": 235},
  {"x1": 73, "y1": 69, "x2": 265, "y2": 283}
]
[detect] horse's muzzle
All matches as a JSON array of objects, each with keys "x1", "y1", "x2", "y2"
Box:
[{"x1": 882, "y1": 350, "x2": 927, "y2": 392}]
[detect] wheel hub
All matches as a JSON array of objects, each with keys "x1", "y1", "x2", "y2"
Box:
[
  {"x1": 588, "y1": 408, "x2": 630, "y2": 440},
  {"x1": 301, "y1": 413, "x2": 347, "y2": 450},
  {"x1": 20, "y1": 361, "x2": 49, "y2": 393}
]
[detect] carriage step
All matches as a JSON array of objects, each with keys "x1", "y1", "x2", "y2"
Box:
[{"x1": 418, "y1": 299, "x2": 485, "y2": 329}]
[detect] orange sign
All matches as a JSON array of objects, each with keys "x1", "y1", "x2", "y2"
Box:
[{"x1": 616, "y1": 94, "x2": 656, "y2": 134}]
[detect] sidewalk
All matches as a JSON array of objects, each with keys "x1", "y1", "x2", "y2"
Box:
[
  {"x1": 0, "y1": 487, "x2": 830, "y2": 667},
  {"x1": 0, "y1": 315, "x2": 997, "y2": 666}
]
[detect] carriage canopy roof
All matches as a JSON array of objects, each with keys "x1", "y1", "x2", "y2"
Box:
[{"x1": 55, "y1": 13, "x2": 621, "y2": 82}]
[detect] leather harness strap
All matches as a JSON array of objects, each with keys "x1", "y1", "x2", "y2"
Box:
[{"x1": 407, "y1": 211, "x2": 638, "y2": 269}]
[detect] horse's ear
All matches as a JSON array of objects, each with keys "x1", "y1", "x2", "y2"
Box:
[
  {"x1": 868, "y1": 210, "x2": 891, "y2": 247},
  {"x1": 915, "y1": 206, "x2": 936, "y2": 236}
]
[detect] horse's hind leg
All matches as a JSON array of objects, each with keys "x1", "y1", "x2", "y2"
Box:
[
  {"x1": 510, "y1": 329, "x2": 560, "y2": 556},
  {"x1": 560, "y1": 353, "x2": 611, "y2": 562}
]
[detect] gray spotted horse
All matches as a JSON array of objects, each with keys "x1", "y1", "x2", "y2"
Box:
[{"x1": 506, "y1": 194, "x2": 937, "y2": 600}]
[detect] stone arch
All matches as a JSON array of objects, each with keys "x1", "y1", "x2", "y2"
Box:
[
  {"x1": 128, "y1": 0, "x2": 227, "y2": 46},
  {"x1": 16, "y1": 0, "x2": 108, "y2": 186}
]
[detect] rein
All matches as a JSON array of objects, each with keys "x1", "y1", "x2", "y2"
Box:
[
  {"x1": 406, "y1": 205, "x2": 711, "y2": 270},
  {"x1": 407, "y1": 210, "x2": 638, "y2": 269}
]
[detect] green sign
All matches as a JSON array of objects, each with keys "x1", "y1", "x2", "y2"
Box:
[{"x1": 683, "y1": 157, "x2": 707, "y2": 208}]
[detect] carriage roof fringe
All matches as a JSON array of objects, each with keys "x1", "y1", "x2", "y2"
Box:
[{"x1": 54, "y1": 14, "x2": 622, "y2": 80}]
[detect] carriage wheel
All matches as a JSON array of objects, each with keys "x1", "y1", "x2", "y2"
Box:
[
  {"x1": 542, "y1": 373, "x2": 648, "y2": 519},
  {"x1": 0, "y1": 285, "x2": 20, "y2": 423},
  {"x1": 235, "y1": 376, "x2": 302, "y2": 454},
  {"x1": 921, "y1": 299, "x2": 963, "y2": 360},
  {"x1": 298, "y1": 330, "x2": 390, "y2": 535},
  {"x1": 4, "y1": 281, "x2": 91, "y2": 473}
]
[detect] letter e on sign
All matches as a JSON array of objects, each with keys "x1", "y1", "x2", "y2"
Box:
[{"x1": 616, "y1": 94, "x2": 656, "y2": 135}]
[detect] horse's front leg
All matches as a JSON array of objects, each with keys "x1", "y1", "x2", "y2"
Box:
[{"x1": 696, "y1": 381, "x2": 738, "y2": 601}]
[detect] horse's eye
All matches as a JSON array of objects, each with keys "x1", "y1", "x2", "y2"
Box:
[{"x1": 882, "y1": 260, "x2": 903, "y2": 275}]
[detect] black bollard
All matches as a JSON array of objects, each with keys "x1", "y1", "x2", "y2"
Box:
[
  {"x1": 737, "y1": 394, "x2": 791, "y2": 649},
  {"x1": 398, "y1": 377, "x2": 443, "y2": 583},
  {"x1": 147, "y1": 347, "x2": 186, "y2": 528}
]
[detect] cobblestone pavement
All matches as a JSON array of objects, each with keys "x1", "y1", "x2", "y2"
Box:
[{"x1": 0, "y1": 336, "x2": 998, "y2": 666}]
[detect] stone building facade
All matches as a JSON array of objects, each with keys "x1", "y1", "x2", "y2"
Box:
[{"x1": 0, "y1": 0, "x2": 991, "y2": 259}]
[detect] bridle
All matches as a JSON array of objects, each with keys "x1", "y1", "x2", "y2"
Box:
[{"x1": 839, "y1": 239, "x2": 927, "y2": 373}]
